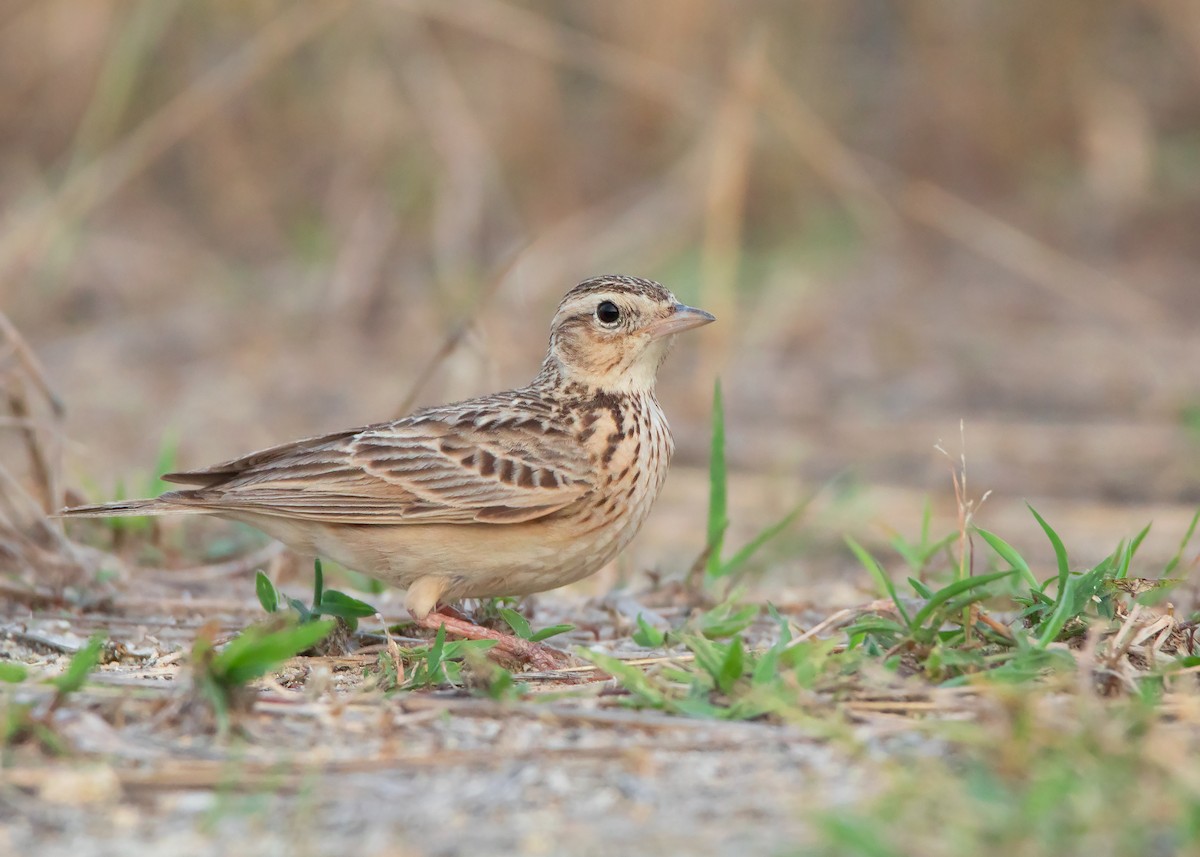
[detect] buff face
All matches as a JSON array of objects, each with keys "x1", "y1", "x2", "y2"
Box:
[{"x1": 545, "y1": 280, "x2": 714, "y2": 394}]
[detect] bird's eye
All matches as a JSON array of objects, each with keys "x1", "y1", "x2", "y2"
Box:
[{"x1": 596, "y1": 300, "x2": 621, "y2": 325}]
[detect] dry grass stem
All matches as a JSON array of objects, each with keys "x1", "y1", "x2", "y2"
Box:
[{"x1": 0, "y1": 1, "x2": 353, "y2": 299}]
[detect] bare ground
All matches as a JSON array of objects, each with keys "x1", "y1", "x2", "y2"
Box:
[{"x1": 2, "y1": 571, "x2": 870, "y2": 857}]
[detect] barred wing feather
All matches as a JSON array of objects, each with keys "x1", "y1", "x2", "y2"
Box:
[{"x1": 161, "y1": 408, "x2": 593, "y2": 526}]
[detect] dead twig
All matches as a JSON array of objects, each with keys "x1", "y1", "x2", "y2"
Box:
[
  {"x1": 0, "y1": 309, "x2": 64, "y2": 418},
  {"x1": 786, "y1": 599, "x2": 897, "y2": 647}
]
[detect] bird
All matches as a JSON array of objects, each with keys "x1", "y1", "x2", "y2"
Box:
[{"x1": 62, "y1": 275, "x2": 715, "y2": 667}]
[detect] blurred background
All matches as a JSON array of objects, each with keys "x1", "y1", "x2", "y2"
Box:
[{"x1": 4, "y1": 0, "x2": 1200, "y2": 591}]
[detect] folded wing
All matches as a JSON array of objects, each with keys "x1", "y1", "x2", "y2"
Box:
[{"x1": 161, "y1": 400, "x2": 593, "y2": 525}]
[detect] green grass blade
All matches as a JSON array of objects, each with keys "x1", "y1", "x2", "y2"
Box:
[
  {"x1": 843, "y1": 616, "x2": 908, "y2": 638},
  {"x1": 1118, "y1": 523, "x2": 1153, "y2": 579},
  {"x1": 632, "y1": 614, "x2": 666, "y2": 647},
  {"x1": 975, "y1": 527, "x2": 1039, "y2": 589},
  {"x1": 704, "y1": 378, "x2": 729, "y2": 578},
  {"x1": 316, "y1": 590, "x2": 378, "y2": 630},
  {"x1": 286, "y1": 597, "x2": 313, "y2": 623},
  {"x1": 907, "y1": 577, "x2": 933, "y2": 599},
  {"x1": 529, "y1": 623, "x2": 575, "y2": 643},
  {"x1": 311, "y1": 558, "x2": 325, "y2": 610},
  {"x1": 426, "y1": 624, "x2": 447, "y2": 682},
  {"x1": 685, "y1": 634, "x2": 726, "y2": 684},
  {"x1": 752, "y1": 642, "x2": 782, "y2": 686},
  {"x1": 1164, "y1": 508, "x2": 1200, "y2": 576},
  {"x1": 578, "y1": 650, "x2": 666, "y2": 706},
  {"x1": 0, "y1": 663, "x2": 28, "y2": 683},
  {"x1": 909, "y1": 570, "x2": 1014, "y2": 631},
  {"x1": 890, "y1": 537, "x2": 921, "y2": 573},
  {"x1": 818, "y1": 814, "x2": 904, "y2": 857},
  {"x1": 716, "y1": 498, "x2": 810, "y2": 578},
  {"x1": 716, "y1": 636, "x2": 745, "y2": 694},
  {"x1": 1035, "y1": 576, "x2": 1077, "y2": 648},
  {"x1": 50, "y1": 636, "x2": 105, "y2": 695},
  {"x1": 498, "y1": 608, "x2": 533, "y2": 640},
  {"x1": 1027, "y1": 504, "x2": 1069, "y2": 595},
  {"x1": 891, "y1": 532, "x2": 957, "y2": 575},
  {"x1": 255, "y1": 571, "x2": 278, "y2": 614},
  {"x1": 1068, "y1": 560, "x2": 1124, "y2": 617},
  {"x1": 846, "y1": 536, "x2": 911, "y2": 627},
  {"x1": 699, "y1": 603, "x2": 759, "y2": 639},
  {"x1": 214, "y1": 620, "x2": 334, "y2": 686},
  {"x1": 766, "y1": 603, "x2": 793, "y2": 645}
]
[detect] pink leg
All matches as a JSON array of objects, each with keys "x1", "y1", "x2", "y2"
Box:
[{"x1": 416, "y1": 611, "x2": 570, "y2": 671}]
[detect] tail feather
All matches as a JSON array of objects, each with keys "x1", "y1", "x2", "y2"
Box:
[{"x1": 58, "y1": 497, "x2": 203, "y2": 518}]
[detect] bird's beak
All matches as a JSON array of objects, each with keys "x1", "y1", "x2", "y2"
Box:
[{"x1": 645, "y1": 304, "x2": 716, "y2": 339}]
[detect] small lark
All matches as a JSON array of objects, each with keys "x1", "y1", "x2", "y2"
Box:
[{"x1": 63, "y1": 275, "x2": 714, "y2": 665}]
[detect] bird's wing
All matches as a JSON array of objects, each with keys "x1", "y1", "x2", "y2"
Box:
[{"x1": 162, "y1": 400, "x2": 594, "y2": 525}]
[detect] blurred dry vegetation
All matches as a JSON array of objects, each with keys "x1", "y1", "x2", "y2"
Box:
[{"x1": 4, "y1": 0, "x2": 1200, "y2": 605}]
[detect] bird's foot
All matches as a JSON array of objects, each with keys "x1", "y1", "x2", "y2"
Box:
[{"x1": 416, "y1": 611, "x2": 571, "y2": 671}]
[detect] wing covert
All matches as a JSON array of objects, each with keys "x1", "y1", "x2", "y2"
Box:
[{"x1": 169, "y1": 402, "x2": 594, "y2": 525}]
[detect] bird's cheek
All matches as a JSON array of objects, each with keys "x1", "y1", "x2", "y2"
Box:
[
  {"x1": 643, "y1": 333, "x2": 673, "y2": 359},
  {"x1": 555, "y1": 337, "x2": 587, "y2": 370}
]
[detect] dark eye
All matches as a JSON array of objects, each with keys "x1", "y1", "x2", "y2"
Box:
[{"x1": 596, "y1": 300, "x2": 621, "y2": 325}]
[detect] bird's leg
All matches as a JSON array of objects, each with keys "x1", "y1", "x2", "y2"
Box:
[
  {"x1": 416, "y1": 611, "x2": 570, "y2": 672},
  {"x1": 432, "y1": 603, "x2": 474, "y2": 623}
]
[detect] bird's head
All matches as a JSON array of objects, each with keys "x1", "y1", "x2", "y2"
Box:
[{"x1": 537, "y1": 275, "x2": 715, "y2": 394}]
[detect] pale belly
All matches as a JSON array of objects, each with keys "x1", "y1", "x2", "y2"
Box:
[{"x1": 229, "y1": 491, "x2": 653, "y2": 607}]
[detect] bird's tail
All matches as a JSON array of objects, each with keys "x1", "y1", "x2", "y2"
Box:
[{"x1": 57, "y1": 497, "x2": 201, "y2": 518}]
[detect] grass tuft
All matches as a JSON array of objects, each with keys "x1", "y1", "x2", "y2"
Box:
[
  {"x1": 256, "y1": 559, "x2": 378, "y2": 631},
  {"x1": 701, "y1": 378, "x2": 807, "y2": 586},
  {"x1": 190, "y1": 618, "x2": 335, "y2": 735},
  {"x1": 2, "y1": 636, "x2": 106, "y2": 755}
]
